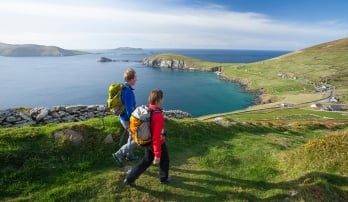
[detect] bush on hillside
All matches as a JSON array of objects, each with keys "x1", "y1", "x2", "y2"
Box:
[{"x1": 281, "y1": 128, "x2": 348, "y2": 174}]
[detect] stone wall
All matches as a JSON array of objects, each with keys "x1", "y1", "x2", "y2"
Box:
[{"x1": 0, "y1": 105, "x2": 192, "y2": 128}]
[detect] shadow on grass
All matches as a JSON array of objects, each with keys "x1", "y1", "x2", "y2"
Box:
[{"x1": 133, "y1": 168, "x2": 348, "y2": 201}]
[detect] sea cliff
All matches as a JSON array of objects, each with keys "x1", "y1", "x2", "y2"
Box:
[{"x1": 142, "y1": 55, "x2": 221, "y2": 72}]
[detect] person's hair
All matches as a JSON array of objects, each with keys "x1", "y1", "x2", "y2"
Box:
[
  {"x1": 123, "y1": 68, "x2": 136, "y2": 82},
  {"x1": 148, "y1": 89, "x2": 163, "y2": 105}
]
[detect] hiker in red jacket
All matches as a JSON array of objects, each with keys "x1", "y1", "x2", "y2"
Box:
[{"x1": 124, "y1": 89, "x2": 171, "y2": 186}]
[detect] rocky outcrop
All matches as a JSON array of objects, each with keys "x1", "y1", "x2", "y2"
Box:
[
  {"x1": 142, "y1": 57, "x2": 221, "y2": 72},
  {"x1": 98, "y1": 57, "x2": 113, "y2": 62},
  {"x1": 54, "y1": 129, "x2": 84, "y2": 144},
  {"x1": 143, "y1": 57, "x2": 188, "y2": 69},
  {"x1": 0, "y1": 105, "x2": 192, "y2": 127},
  {"x1": 163, "y1": 110, "x2": 192, "y2": 119}
]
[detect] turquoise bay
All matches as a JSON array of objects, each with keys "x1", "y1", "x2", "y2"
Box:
[{"x1": 0, "y1": 49, "x2": 289, "y2": 117}]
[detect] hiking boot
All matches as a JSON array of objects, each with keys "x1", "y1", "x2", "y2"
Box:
[
  {"x1": 160, "y1": 176, "x2": 172, "y2": 184},
  {"x1": 123, "y1": 178, "x2": 136, "y2": 187},
  {"x1": 112, "y1": 153, "x2": 123, "y2": 167},
  {"x1": 126, "y1": 155, "x2": 139, "y2": 161}
]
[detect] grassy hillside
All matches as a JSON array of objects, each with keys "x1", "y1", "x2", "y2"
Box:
[
  {"x1": 1, "y1": 109, "x2": 348, "y2": 201},
  {"x1": 222, "y1": 37, "x2": 348, "y2": 104}
]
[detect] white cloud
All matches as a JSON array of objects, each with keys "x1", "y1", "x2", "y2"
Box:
[{"x1": 0, "y1": 1, "x2": 347, "y2": 50}]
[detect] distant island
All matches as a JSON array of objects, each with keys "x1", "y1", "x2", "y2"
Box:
[
  {"x1": 0, "y1": 42, "x2": 88, "y2": 57},
  {"x1": 97, "y1": 47, "x2": 144, "y2": 62},
  {"x1": 97, "y1": 56, "x2": 142, "y2": 63},
  {"x1": 114, "y1": 47, "x2": 142, "y2": 50}
]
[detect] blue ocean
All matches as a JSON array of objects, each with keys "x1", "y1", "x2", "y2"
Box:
[{"x1": 0, "y1": 49, "x2": 289, "y2": 117}]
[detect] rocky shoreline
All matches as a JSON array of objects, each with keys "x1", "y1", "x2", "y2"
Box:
[
  {"x1": 0, "y1": 105, "x2": 192, "y2": 128},
  {"x1": 217, "y1": 73, "x2": 264, "y2": 104},
  {"x1": 142, "y1": 56, "x2": 264, "y2": 105}
]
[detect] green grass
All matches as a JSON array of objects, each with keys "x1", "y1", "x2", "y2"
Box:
[
  {"x1": 221, "y1": 38, "x2": 348, "y2": 103},
  {"x1": 1, "y1": 112, "x2": 348, "y2": 201},
  {"x1": 225, "y1": 108, "x2": 348, "y2": 121}
]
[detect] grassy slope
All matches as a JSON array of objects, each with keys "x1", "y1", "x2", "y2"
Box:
[
  {"x1": 223, "y1": 37, "x2": 348, "y2": 104},
  {"x1": 1, "y1": 111, "x2": 348, "y2": 201}
]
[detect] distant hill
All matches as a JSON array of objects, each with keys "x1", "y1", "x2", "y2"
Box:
[
  {"x1": 0, "y1": 42, "x2": 88, "y2": 57},
  {"x1": 114, "y1": 47, "x2": 142, "y2": 50},
  {"x1": 219, "y1": 37, "x2": 348, "y2": 104}
]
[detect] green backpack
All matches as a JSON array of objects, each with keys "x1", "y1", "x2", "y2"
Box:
[{"x1": 106, "y1": 83, "x2": 125, "y2": 115}]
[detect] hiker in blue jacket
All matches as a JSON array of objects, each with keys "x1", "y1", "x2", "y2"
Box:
[{"x1": 112, "y1": 68, "x2": 138, "y2": 166}]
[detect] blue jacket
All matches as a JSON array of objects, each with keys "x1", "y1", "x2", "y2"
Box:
[{"x1": 120, "y1": 82, "x2": 136, "y2": 122}]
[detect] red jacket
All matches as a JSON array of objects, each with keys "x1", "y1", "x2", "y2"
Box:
[{"x1": 149, "y1": 104, "x2": 165, "y2": 158}]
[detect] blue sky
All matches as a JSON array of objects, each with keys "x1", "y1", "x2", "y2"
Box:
[{"x1": 0, "y1": 0, "x2": 347, "y2": 50}]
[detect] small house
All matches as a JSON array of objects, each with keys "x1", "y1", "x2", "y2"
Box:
[{"x1": 327, "y1": 105, "x2": 343, "y2": 111}]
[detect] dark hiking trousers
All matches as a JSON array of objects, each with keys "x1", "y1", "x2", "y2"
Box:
[{"x1": 126, "y1": 143, "x2": 169, "y2": 183}]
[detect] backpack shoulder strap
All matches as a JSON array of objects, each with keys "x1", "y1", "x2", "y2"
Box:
[
  {"x1": 120, "y1": 83, "x2": 126, "y2": 102},
  {"x1": 148, "y1": 108, "x2": 162, "y2": 135},
  {"x1": 149, "y1": 108, "x2": 162, "y2": 122},
  {"x1": 147, "y1": 105, "x2": 162, "y2": 115}
]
